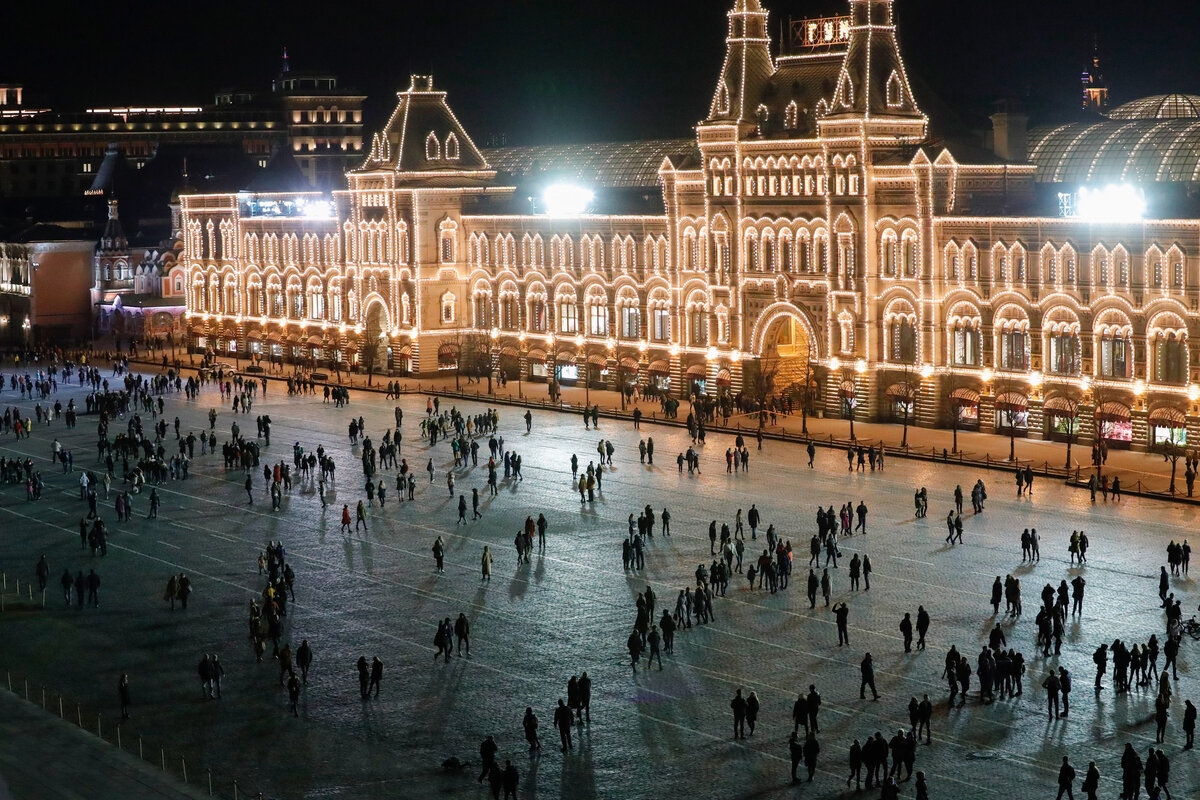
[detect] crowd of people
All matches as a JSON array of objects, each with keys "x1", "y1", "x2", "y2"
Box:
[{"x1": 4, "y1": 346, "x2": 1200, "y2": 800}]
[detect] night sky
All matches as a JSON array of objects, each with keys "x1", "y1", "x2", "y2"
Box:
[{"x1": 6, "y1": 0, "x2": 1200, "y2": 145}]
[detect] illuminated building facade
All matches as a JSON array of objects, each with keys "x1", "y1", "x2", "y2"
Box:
[{"x1": 182, "y1": 0, "x2": 1200, "y2": 451}]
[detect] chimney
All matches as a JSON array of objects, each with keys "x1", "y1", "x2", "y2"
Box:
[{"x1": 990, "y1": 99, "x2": 1029, "y2": 163}]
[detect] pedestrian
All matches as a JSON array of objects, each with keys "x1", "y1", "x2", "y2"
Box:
[
  {"x1": 731, "y1": 688, "x2": 747, "y2": 738},
  {"x1": 1184, "y1": 699, "x2": 1196, "y2": 749},
  {"x1": 789, "y1": 731, "x2": 804, "y2": 782},
  {"x1": 481, "y1": 546, "x2": 493, "y2": 582},
  {"x1": 1060, "y1": 758, "x2": 1080, "y2": 800},
  {"x1": 523, "y1": 707, "x2": 541, "y2": 752},
  {"x1": 553, "y1": 698, "x2": 574, "y2": 751},
  {"x1": 297, "y1": 639, "x2": 312, "y2": 682},
  {"x1": 369, "y1": 656, "x2": 383, "y2": 698},
  {"x1": 117, "y1": 673, "x2": 131, "y2": 720},
  {"x1": 834, "y1": 602, "x2": 850, "y2": 646},
  {"x1": 860, "y1": 652, "x2": 879, "y2": 700},
  {"x1": 1081, "y1": 761, "x2": 1100, "y2": 800},
  {"x1": 803, "y1": 731, "x2": 820, "y2": 782}
]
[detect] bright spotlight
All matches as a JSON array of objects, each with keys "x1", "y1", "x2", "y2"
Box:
[
  {"x1": 542, "y1": 184, "x2": 594, "y2": 216},
  {"x1": 1075, "y1": 184, "x2": 1145, "y2": 223}
]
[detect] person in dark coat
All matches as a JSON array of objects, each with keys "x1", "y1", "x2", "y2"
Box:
[
  {"x1": 553, "y1": 699, "x2": 574, "y2": 751},
  {"x1": 501, "y1": 760, "x2": 519, "y2": 800},
  {"x1": 802, "y1": 732, "x2": 820, "y2": 782},
  {"x1": 730, "y1": 688, "x2": 747, "y2": 739},
  {"x1": 789, "y1": 731, "x2": 804, "y2": 782},
  {"x1": 117, "y1": 674, "x2": 131, "y2": 720},
  {"x1": 1183, "y1": 699, "x2": 1196, "y2": 749},
  {"x1": 477, "y1": 735, "x2": 498, "y2": 783},
  {"x1": 1081, "y1": 761, "x2": 1100, "y2": 800},
  {"x1": 1056, "y1": 756, "x2": 1076, "y2": 800},
  {"x1": 860, "y1": 653, "x2": 879, "y2": 699}
]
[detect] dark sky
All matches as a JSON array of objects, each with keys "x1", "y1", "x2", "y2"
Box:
[{"x1": 6, "y1": 0, "x2": 1200, "y2": 145}]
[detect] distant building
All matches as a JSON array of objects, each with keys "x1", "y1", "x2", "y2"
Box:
[
  {"x1": 0, "y1": 57, "x2": 365, "y2": 201},
  {"x1": 0, "y1": 225, "x2": 94, "y2": 345},
  {"x1": 91, "y1": 199, "x2": 187, "y2": 343}
]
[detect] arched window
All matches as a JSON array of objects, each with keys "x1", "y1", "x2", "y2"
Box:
[
  {"x1": 306, "y1": 279, "x2": 323, "y2": 319},
  {"x1": 784, "y1": 101, "x2": 798, "y2": 130},
  {"x1": 445, "y1": 133, "x2": 460, "y2": 161},
  {"x1": 886, "y1": 71, "x2": 904, "y2": 107},
  {"x1": 744, "y1": 230, "x2": 758, "y2": 272},
  {"x1": 761, "y1": 231, "x2": 775, "y2": 272},
  {"x1": 889, "y1": 318, "x2": 916, "y2": 363},
  {"x1": 881, "y1": 231, "x2": 897, "y2": 277},
  {"x1": 425, "y1": 132, "x2": 441, "y2": 161},
  {"x1": 902, "y1": 232, "x2": 918, "y2": 277},
  {"x1": 716, "y1": 83, "x2": 730, "y2": 115},
  {"x1": 1157, "y1": 335, "x2": 1187, "y2": 383},
  {"x1": 439, "y1": 219, "x2": 456, "y2": 263},
  {"x1": 441, "y1": 292, "x2": 456, "y2": 324},
  {"x1": 945, "y1": 244, "x2": 960, "y2": 281}
]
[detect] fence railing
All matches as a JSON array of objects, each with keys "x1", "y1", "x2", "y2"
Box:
[
  {"x1": 111, "y1": 356, "x2": 1200, "y2": 504},
  {"x1": 1, "y1": 667, "x2": 263, "y2": 799},
  {"x1": 397, "y1": 384, "x2": 1087, "y2": 481}
]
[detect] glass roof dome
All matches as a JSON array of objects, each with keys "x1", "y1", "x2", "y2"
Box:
[{"x1": 1107, "y1": 94, "x2": 1200, "y2": 120}]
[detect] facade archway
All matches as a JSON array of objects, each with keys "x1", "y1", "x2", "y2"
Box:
[
  {"x1": 363, "y1": 301, "x2": 389, "y2": 375},
  {"x1": 757, "y1": 310, "x2": 815, "y2": 394}
]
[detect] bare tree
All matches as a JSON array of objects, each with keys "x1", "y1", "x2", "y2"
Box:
[
  {"x1": 1165, "y1": 424, "x2": 1186, "y2": 494},
  {"x1": 943, "y1": 374, "x2": 973, "y2": 454},
  {"x1": 796, "y1": 359, "x2": 816, "y2": 436},
  {"x1": 456, "y1": 332, "x2": 493, "y2": 393},
  {"x1": 895, "y1": 363, "x2": 918, "y2": 449},
  {"x1": 994, "y1": 379, "x2": 1023, "y2": 461},
  {"x1": 1053, "y1": 391, "x2": 1083, "y2": 470},
  {"x1": 744, "y1": 355, "x2": 780, "y2": 433}
]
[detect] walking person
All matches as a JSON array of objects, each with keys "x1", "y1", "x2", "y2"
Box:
[{"x1": 481, "y1": 546, "x2": 493, "y2": 582}]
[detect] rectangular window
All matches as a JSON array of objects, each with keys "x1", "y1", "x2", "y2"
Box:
[
  {"x1": 620, "y1": 306, "x2": 640, "y2": 339},
  {"x1": 557, "y1": 301, "x2": 577, "y2": 334},
  {"x1": 588, "y1": 305, "x2": 608, "y2": 337},
  {"x1": 652, "y1": 308, "x2": 670, "y2": 342}
]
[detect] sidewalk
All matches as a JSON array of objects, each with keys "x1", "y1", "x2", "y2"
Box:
[
  {"x1": 0, "y1": 688, "x2": 210, "y2": 800},
  {"x1": 121, "y1": 354, "x2": 1197, "y2": 500}
]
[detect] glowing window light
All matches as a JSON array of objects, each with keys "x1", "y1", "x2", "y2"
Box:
[
  {"x1": 1074, "y1": 184, "x2": 1146, "y2": 223},
  {"x1": 542, "y1": 184, "x2": 594, "y2": 217}
]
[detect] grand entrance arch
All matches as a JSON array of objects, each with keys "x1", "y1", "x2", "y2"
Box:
[{"x1": 751, "y1": 304, "x2": 818, "y2": 395}]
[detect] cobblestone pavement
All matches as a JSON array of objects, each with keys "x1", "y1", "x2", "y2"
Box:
[
  {"x1": 0, "y1": 689, "x2": 209, "y2": 800},
  {"x1": 1, "y1": 370, "x2": 1198, "y2": 799}
]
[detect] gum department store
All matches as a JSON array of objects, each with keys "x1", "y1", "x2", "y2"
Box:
[{"x1": 181, "y1": 0, "x2": 1200, "y2": 451}]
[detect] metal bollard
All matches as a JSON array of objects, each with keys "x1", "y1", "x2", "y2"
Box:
[
  {"x1": 117, "y1": 725, "x2": 121, "y2": 750},
  {"x1": 58, "y1": 697, "x2": 63, "y2": 718},
  {"x1": 233, "y1": 780, "x2": 238, "y2": 800},
  {"x1": 40, "y1": 687, "x2": 45, "y2": 708},
  {"x1": 208, "y1": 769, "x2": 213, "y2": 796},
  {"x1": 181, "y1": 757, "x2": 187, "y2": 783},
  {"x1": 161, "y1": 749, "x2": 166, "y2": 772},
  {"x1": 24, "y1": 680, "x2": 28, "y2": 700},
  {"x1": 97, "y1": 714, "x2": 101, "y2": 738},
  {"x1": 139, "y1": 736, "x2": 143, "y2": 759},
  {"x1": 76, "y1": 704, "x2": 82, "y2": 726}
]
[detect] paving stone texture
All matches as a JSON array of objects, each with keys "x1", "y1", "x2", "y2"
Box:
[{"x1": 1, "y1": 367, "x2": 1198, "y2": 799}]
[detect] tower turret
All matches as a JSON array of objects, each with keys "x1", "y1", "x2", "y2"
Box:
[{"x1": 707, "y1": 0, "x2": 775, "y2": 124}]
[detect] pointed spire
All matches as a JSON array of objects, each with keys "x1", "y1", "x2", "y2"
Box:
[
  {"x1": 707, "y1": 0, "x2": 774, "y2": 123},
  {"x1": 828, "y1": 0, "x2": 923, "y2": 123},
  {"x1": 281, "y1": 47, "x2": 290, "y2": 75},
  {"x1": 100, "y1": 198, "x2": 127, "y2": 253}
]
